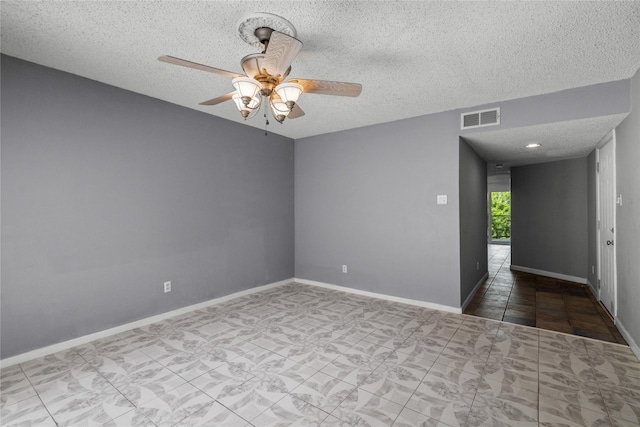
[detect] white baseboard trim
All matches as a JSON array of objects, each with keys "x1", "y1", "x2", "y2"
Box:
[
  {"x1": 294, "y1": 278, "x2": 462, "y2": 314},
  {"x1": 510, "y1": 265, "x2": 587, "y2": 284},
  {"x1": 0, "y1": 278, "x2": 294, "y2": 368},
  {"x1": 615, "y1": 319, "x2": 640, "y2": 361},
  {"x1": 586, "y1": 279, "x2": 599, "y2": 298},
  {"x1": 462, "y1": 272, "x2": 489, "y2": 311}
]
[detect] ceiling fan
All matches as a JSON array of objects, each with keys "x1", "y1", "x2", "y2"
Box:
[{"x1": 158, "y1": 13, "x2": 362, "y2": 124}]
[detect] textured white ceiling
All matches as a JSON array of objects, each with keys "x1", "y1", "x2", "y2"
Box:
[
  {"x1": 463, "y1": 113, "x2": 629, "y2": 171},
  {"x1": 2, "y1": 1, "x2": 640, "y2": 164}
]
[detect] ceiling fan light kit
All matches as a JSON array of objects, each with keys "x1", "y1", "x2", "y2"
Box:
[
  {"x1": 232, "y1": 93, "x2": 261, "y2": 119},
  {"x1": 158, "y1": 12, "x2": 362, "y2": 126},
  {"x1": 275, "y1": 82, "x2": 303, "y2": 110},
  {"x1": 232, "y1": 77, "x2": 261, "y2": 106},
  {"x1": 270, "y1": 97, "x2": 291, "y2": 123}
]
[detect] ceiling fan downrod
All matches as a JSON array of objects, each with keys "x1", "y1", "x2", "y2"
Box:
[{"x1": 254, "y1": 27, "x2": 274, "y2": 52}]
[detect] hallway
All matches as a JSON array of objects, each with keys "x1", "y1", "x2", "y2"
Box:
[{"x1": 465, "y1": 245, "x2": 627, "y2": 345}]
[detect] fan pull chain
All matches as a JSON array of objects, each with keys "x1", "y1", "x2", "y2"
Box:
[{"x1": 264, "y1": 103, "x2": 269, "y2": 136}]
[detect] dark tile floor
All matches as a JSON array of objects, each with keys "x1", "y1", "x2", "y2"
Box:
[{"x1": 465, "y1": 244, "x2": 627, "y2": 345}]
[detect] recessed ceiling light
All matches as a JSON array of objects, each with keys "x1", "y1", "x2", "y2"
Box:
[{"x1": 526, "y1": 143, "x2": 541, "y2": 148}]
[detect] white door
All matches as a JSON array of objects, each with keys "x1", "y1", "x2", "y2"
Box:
[{"x1": 598, "y1": 136, "x2": 616, "y2": 317}]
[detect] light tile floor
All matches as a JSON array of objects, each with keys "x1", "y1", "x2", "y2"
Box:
[{"x1": 2, "y1": 283, "x2": 640, "y2": 426}]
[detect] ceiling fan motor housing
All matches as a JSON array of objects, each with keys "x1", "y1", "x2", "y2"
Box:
[
  {"x1": 254, "y1": 27, "x2": 274, "y2": 46},
  {"x1": 240, "y1": 53, "x2": 291, "y2": 97}
]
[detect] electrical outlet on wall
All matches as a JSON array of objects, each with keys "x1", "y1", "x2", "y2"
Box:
[
  {"x1": 164, "y1": 281, "x2": 172, "y2": 293},
  {"x1": 342, "y1": 265, "x2": 348, "y2": 273}
]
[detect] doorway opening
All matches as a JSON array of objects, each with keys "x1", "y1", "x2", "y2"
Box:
[{"x1": 490, "y1": 191, "x2": 511, "y2": 244}]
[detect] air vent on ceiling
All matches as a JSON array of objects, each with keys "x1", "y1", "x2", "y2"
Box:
[{"x1": 461, "y1": 107, "x2": 500, "y2": 130}]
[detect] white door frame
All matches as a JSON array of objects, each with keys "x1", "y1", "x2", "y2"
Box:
[{"x1": 596, "y1": 130, "x2": 617, "y2": 318}]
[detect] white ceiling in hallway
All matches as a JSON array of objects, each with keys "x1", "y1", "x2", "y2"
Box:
[
  {"x1": 2, "y1": 1, "x2": 639, "y2": 163},
  {"x1": 463, "y1": 113, "x2": 630, "y2": 171}
]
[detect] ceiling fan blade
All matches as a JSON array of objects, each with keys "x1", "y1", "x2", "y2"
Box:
[
  {"x1": 199, "y1": 92, "x2": 235, "y2": 106},
  {"x1": 289, "y1": 79, "x2": 362, "y2": 97},
  {"x1": 158, "y1": 55, "x2": 243, "y2": 79},
  {"x1": 288, "y1": 104, "x2": 305, "y2": 119},
  {"x1": 263, "y1": 31, "x2": 303, "y2": 78}
]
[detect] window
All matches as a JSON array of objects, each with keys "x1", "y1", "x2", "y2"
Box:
[{"x1": 490, "y1": 191, "x2": 511, "y2": 241}]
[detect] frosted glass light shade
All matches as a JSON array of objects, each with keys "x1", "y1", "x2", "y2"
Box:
[
  {"x1": 232, "y1": 93, "x2": 261, "y2": 118},
  {"x1": 274, "y1": 82, "x2": 303, "y2": 107},
  {"x1": 269, "y1": 96, "x2": 290, "y2": 123},
  {"x1": 232, "y1": 77, "x2": 261, "y2": 101},
  {"x1": 270, "y1": 97, "x2": 291, "y2": 117}
]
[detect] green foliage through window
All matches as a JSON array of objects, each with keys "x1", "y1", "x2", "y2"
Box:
[{"x1": 491, "y1": 192, "x2": 511, "y2": 239}]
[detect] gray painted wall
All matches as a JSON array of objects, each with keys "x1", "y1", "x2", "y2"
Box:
[
  {"x1": 295, "y1": 112, "x2": 462, "y2": 307},
  {"x1": 1, "y1": 56, "x2": 294, "y2": 358},
  {"x1": 2, "y1": 54, "x2": 634, "y2": 359},
  {"x1": 459, "y1": 80, "x2": 631, "y2": 136},
  {"x1": 511, "y1": 158, "x2": 588, "y2": 279},
  {"x1": 586, "y1": 149, "x2": 598, "y2": 291},
  {"x1": 615, "y1": 66, "x2": 640, "y2": 350},
  {"x1": 295, "y1": 79, "x2": 631, "y2": 310},
  {"x1": 488, "y1": 174, "x2": 511, "y2": 193},
  {"x1": 459, "y1": 139, "x2": 488, "y2": 304}
]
